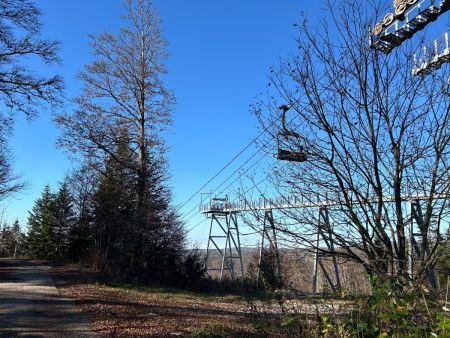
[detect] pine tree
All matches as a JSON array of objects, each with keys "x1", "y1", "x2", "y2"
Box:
[
  {"x1": 88, "y1": 133, "x2": 186, "y2": 282},
  {"x1": 138, "y1": 156, "x2": 185, "y2": 282},
  {"x1": 0, "y1": 223, "x2": 10, "y2": 256},
  {"x1": 54, "y1": 0, "x2": 187, "y2": 283},
  {"x1": 27, "y1": 199, "x2": 43, "y2": 257},
  {"x1": 54, "y1": 181, "x2": 75, "y2": 260},
  {"x1": 66, "y1": 161, "x2": 97, "y2": 261},
  {"x1": 27, "y1": 185, "x2": 57, "y2": 259},
  {"x1": 92, "y1": 136, "x2": 136, "y2": 273}
]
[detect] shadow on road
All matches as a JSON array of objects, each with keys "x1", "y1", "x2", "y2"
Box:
[{"x1": 0, "y1": 258, "x2": 97, "y2": 337}]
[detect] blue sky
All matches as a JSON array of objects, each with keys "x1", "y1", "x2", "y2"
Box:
[
  {"x1": 3, "y1": 1, "x2": 449, "y2": 247},
  {"x1": 3, "y1": 0, "x2": 321, "y2": 247}
]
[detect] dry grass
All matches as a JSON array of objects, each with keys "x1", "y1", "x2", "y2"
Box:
[
  {"x1": 52, "y1": 264, "x2": 360, "y2": 337},
  {"x1": 53, "y1": 266, "x2": 279, "y2": 337}
]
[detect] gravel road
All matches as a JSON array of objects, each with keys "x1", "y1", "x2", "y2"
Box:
[{"x1": 0, "y1": 259, "x2": 97, "y2": 337}]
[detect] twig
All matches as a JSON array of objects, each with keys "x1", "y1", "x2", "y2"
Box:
[
  {"x1": 446, "y1": 276, "x2": 449, "y2": 308},
  {"x1": 420, "y1": 287, "x2": 434, "y2": 324}
]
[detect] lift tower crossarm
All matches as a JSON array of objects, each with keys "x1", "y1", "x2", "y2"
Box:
[{"x1": 201, "y1": 193, "x2": 450, "y2": 214}]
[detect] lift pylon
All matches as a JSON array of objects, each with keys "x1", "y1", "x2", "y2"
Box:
[
  {"x1": 313, "y1": 207, "x2": 341, "y2": 294},
  {"x1": 204, "y1": 196, "x2": 244, "y2": 282},
  {"x1": 408, "y1": 199, "x2": 438, "y2": 289},
  {"x1": 256, "y1": 210, "x2": 282, "y2": 286}
]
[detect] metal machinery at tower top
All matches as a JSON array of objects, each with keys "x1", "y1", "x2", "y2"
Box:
[
  {"x1": 370, "y1": 0, "x2": 450, "y2": 54},
  {"x1": 413, "y1": 30, "x2": 450, "y2": 76}
]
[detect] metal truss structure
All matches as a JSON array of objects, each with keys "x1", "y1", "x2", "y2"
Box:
[
  {"x1": 201, "y1": 193, "x2": 449, "y2": 291},
  {"x1": 413, "y1": 30, "x2": 450, "y2": 76},
  {"x1": 313, "y1": 207, "x2": 341, "y2": 293},
  {"x1": 409, "y1": 200, "x2": 439, "y2": 289},
  {"x1": 204, "y1": 197, "x2": 244, "y2": 282},
  {"x1": 370, "y1": 0, "x2": 450, "y2": 54},
  {"x1": 256, "y1": 210, "x2": 282, "y2": 286}
]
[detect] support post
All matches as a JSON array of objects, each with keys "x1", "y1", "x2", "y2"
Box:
[
  {"x1": 313, "y1": 207, "x2": 341, "y2": 293},
  {"x1": 205, "y1": 209, "x2": 244, "y2": 282},
  {"x1": 257, "y1": 210, "x2": 282, "y2": 287},
  {"x1": 409, "y1": 200, "x2": 438, "y2": 290},
  {"x1": 312, "y1": 226, "x2": 320, "y2": 293}
]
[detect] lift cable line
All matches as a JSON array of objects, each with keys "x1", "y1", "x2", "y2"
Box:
[
  {"x1": 182, "y1": 91, "x2": 331, "y2": 228},
  {"x1": 178, "y1": 105, "x2": 308, "y2": 220},
  {"x1": 184, "y1": 84, "x2": 344, "y2": 226},
  {"x1": 180, "y1": 141, "x2": 275, "y2": 223},
  {"x1": 181, "y1": 113, "x2": 298, "y2": 224},
  {"x1": 175, "y1": 135, "x2": 262, "y2": 214},
  {"x1": 179, "y1": 148, "x2": 264, "y2": 220},
  {"x1": 186, "y1": 217, "x2": 208, "y2": 234},
  {"x1": 183, "y1": 162, "x2": 272, "y2": 227},
  {"x1": 196, "y1": 1, "x2": 450, "y2": 292},
  {"x1": 178, "y1": 57, "x2": 338, "y2": 221}
]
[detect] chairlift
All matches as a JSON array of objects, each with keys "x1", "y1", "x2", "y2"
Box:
[{"x1": 276, "y1": 104, "x2": 308, "y2": 163}]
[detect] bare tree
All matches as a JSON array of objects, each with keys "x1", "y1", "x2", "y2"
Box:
[
  {"x1": 0, "y1": 140, "x2": 25, "y2": 200},
  {"x1": 252, "y1": 0, "x2": 450, "y2": 286},
  {"x1": 0, "y1": 0, "x2": 63, "y2": 201},
  {"x1": 56, "y1": 0, "x2": 174, "y2": 213},
  {"x1": 0, "y1": 0, "x2": 62, "y2": 120},
  {"x1": 55, "y1": 0, "x2": 185, "y2": 277}
]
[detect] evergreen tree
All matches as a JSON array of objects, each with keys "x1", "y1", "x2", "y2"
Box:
[
  {"x1": 66, "y1": 161, "x2": 97, "y2": 261},
  {"x1": 54, "y1": 181, "x2": 75, "y2": 260},
  {"x1": 27, "y1": 185, "x2": 57, "y2": 259},
  {"x1": 92, "y1": 136, "x2": 136, "y2": 273},
  {"x1": 0, "y1": 223, "x2": 12, "y2": 257},
  {"x1": 87, "y1": 133, "x2": 187, "y2": 283},
  {"x1": 138, "y1": 156, "x2": 185, "y2": 282}
]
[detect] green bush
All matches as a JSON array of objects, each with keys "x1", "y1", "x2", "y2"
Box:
[
  {"x1": 338, "y1": 276, "x2": 449, "y2": 337},
  {"x1": 275, "y1": 275, "x2": 450, "y2": 337}
]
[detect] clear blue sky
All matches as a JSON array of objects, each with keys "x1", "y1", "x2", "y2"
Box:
[
  {"x1": 3, "y1": 0, "x2": 321, "y2": 247},
  {"x1": 3, "y1": 1, "x2": 449, "y2": 247}
]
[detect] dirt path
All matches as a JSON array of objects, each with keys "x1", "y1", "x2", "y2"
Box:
[{"x1": 0, "y1": 259, "x2": 97, "y2": 337}]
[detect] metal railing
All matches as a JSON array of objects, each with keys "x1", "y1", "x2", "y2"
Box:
[
  {"x1": 413, "y1": 31, "x2": 450, "y2": 76},
  {"x1": 200, "y1": 192, "x2": 450, "y2": 213}
]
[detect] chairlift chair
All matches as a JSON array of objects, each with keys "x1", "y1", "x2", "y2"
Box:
[{"x1": 276, "y1": 104, "x2": 308, "y2": 163}]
